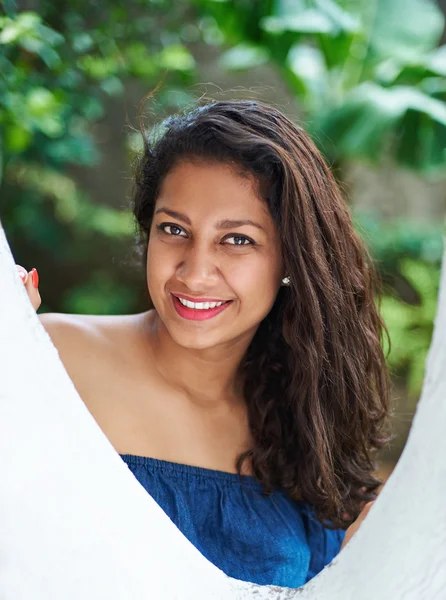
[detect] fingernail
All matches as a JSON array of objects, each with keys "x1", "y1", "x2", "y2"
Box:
[
  {"x1": 19, "y1": 271, "x2": 27, "y2": 282},
  {"x1": 31, "y1": 268, "x2": 39, "y2": 289}
]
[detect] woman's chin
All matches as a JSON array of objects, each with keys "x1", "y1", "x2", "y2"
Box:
[{"x1": 168, "y1": 328, "x2": 225, "y2": 351}]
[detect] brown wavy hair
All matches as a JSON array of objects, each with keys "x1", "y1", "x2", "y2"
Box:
[{"x1": 132, "y1": 99, "x2": 393, "y2": 529}]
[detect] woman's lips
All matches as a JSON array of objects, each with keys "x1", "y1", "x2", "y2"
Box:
[{"x1": 171, "y1": 294, "x2": 232, "y2": 321}]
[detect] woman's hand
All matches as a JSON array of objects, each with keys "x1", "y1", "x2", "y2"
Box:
[
  {"x1": 340, "y1": 501, "x2": 375, "y2": 550},
  {"x1": 16, "y1": 265, "x2": 41, "y2": 311}
]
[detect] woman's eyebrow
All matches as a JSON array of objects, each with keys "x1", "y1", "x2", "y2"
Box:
[
  {"x1": 154, "y1": 208, "x2": 265, "y2": 232},
  {"x1": 154, "y1": 208, "x2": 191, "y2": 224},
  {"x1": 215, "y1": 219, "x2": 265, "y2": 231}
]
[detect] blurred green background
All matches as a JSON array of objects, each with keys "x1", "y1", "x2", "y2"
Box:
[{"x1": 1, "y1": 0, "x2": 446, "y2": 470}]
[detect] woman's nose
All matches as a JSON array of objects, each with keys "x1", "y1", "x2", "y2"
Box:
[{"x1": 175, "y1": 243, "x2": 218, "y2": 290}]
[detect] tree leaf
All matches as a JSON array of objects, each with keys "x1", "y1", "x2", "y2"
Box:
[
  {"x1": 219, "y1": 43, "x2": 269, "y2": 71},
  {"x1": 2, "y1": 0, "x2": 17, "y2": 18},
  {"x1": 271, "y1": 0, "x2": 307, "y2": 18},
  {"x1": 262, "y1": 0, "x2": 360, "y2": 36},
  {"x1": 369, "y1": 0, "x2": 444, "y2": 61},
  {"x1": 316, "y1": 83, "x2": 446, "y2": 168},
  {"x1": 376, "y1": 46, "x2": 446, "y2": 86},
  {"x1": 261, "y1": 10, "x2": 336, "y2": 35},
  {"x1": 26, "y1": 88, "x2": 61, "y2": 119},
  {"x1": 0, "y1": 12, "x2": 41, "y2": 44},
  {"x1": 158, "y1": 44, "x2": 195, "y2": 71},
  {"x1": 4, "y1": 124, "x2": 32, "y2": 153},
  {"x1": 396, "y1": 108, "x2": 446, "y2": 174},
  {"x1": 314, "y1": 0, "x2": 361, "y2": 34},
  {"x1": 286, "y1": 43, "x2": 328, "y2": 107}
]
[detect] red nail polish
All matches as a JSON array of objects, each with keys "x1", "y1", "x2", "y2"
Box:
[{"x1": 31, "y1": 268, "x2": 39, "y2": 289}]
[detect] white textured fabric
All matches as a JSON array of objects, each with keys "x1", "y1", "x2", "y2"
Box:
[{"x1": 0, "y1": 220, "x2": 445, "y2": 599}]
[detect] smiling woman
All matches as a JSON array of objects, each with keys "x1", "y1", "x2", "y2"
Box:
[
  {"x1": 17, "y1": 99, "x2": 392, "y2": 589},
  {"x1": 146, "y1": 160, "x2": 283, "y2": 347}
]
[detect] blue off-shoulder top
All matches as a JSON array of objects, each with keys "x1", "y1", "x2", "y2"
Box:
[{"x1": 119, "y1": 454, "x2": 345, "y2": 588}]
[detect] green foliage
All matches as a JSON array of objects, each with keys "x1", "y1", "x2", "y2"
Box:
[
  {"x1": 6, "y1": 161, "x2": 134, "y2": 236},
  {"x1": 380, "y1": 258, "x2": 440, "y2": 395},
  {"x1": 198, "y1": 0, "x2": 446, "y2": 175},
  {"x1": 0, "y1": 3, "x2": 197, "y2": 183},
  {"x1": 62, "y1": 271, "x2": 139, "y2": 315},
  {"x1": 353, "y1": 212, "x2": 443, "y2": 395},
  {"x1": 218, "y1": 43, "x2": 270, "y2": 70},
  {"x1": 354, "y1": 212, "x2": 444, "y2": 270}
]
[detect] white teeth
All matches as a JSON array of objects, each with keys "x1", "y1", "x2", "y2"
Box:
[{"x1": 177, "y1": 297, "x2": 226, "y2": 310}]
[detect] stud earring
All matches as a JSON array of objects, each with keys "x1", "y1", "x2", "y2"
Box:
[{"x1": 281, "y1": 276, "x2": 290, "y2": 286}]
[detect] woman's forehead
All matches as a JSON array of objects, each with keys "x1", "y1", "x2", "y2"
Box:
[{"x1": 156, "y1": 161, "x2": 273, "y2": 224}]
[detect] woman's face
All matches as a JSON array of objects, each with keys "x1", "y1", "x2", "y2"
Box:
[{"x1": 147, "y1": 159, "x2": 283, "y2": 351}]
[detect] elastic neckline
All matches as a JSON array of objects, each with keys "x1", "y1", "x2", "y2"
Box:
[{"x1": 119, "y1": 453, "x2": 272, "y2": 491}]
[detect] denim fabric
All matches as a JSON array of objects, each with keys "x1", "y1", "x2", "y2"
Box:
[{"x1": 120, "y1": 454, "x2": 345, "y2": 588}]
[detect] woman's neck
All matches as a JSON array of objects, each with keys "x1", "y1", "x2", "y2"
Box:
[{"x1": 146, "y1": 311, "x2": 253, "y2": 410}]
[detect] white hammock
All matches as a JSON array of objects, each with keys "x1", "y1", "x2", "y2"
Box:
[{"x1": 0, "y1": 221, "x2": 445, "y2": 599}]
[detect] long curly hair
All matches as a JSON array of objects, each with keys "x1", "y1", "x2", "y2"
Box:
[{"x1": 132, "y1": 99, "x2": 393, "y2": 529}]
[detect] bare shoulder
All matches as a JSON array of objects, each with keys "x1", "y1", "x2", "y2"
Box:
[
  {"x1": 39, "y1": 311, "x2": 150, "y2": 349},
  {"x1": 39, "y1": 312, "x2": 103, "y2": 353},
  {"x1": 38, "y1": 311, "x2": 153, "y2": 402}
]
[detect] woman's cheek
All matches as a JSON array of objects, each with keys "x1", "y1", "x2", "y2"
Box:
[
  {"x1": 232, "y1": 265, "x2": 279, "y2": 319},
  {"x1": 147, "y1": 245, "x2": 171, "y2": 304}
]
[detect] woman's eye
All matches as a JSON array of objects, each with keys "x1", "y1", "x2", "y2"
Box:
[
  {"x1": 224, "y1": 235, "x2": 254, "y2": 246},
  {"x1": 158, "y1": 223, "x2": 186, "y2": 237}
]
